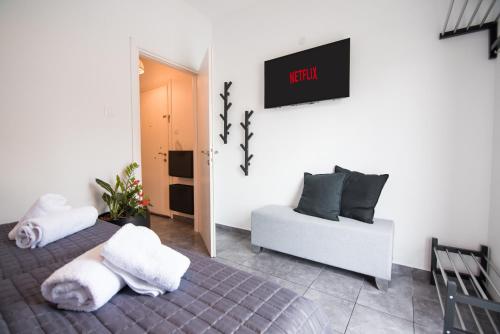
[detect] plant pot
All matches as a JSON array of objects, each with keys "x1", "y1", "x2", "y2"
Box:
[{"x1": 98, "y1": 210, "x2": 150, "y2": 228}]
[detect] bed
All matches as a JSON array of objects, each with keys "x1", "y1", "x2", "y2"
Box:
[{"x1": 0, "y1": 221, "x2": 332, "y2": 333}]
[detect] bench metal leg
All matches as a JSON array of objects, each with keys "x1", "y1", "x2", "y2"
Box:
[
  {"x1": 375, "y1": 278, "x2": 389, "y2": 291},
  {"x1": 251, "y1": 245, "x2": 263, "y2": 253}
]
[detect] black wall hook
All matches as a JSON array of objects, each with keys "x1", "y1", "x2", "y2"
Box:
[
  {"x1": 219, "y1": 81, "x2": 232, "y2": 144},
  {"x1": 240, "y1": 110, "x2": 254, "y2": 176}
]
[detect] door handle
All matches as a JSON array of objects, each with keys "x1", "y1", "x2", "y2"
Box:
[{"x1": 201, "y1": 150, "x2": 218, "y2": 156}]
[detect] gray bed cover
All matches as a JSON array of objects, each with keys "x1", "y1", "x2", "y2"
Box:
[{"x1": 0, "y1": 222, "x2": 332, "y2": 333}]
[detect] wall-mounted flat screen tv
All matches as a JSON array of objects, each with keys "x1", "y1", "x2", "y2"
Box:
[{"x1": 264, "y1": 38, "x2": 350, "y2": 108}]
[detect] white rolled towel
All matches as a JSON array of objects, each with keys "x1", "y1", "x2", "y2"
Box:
[
  {"x1": 15, "y1": 206, "x2": 98, "y2": 249},
  {"x1": 101, "y1": 223, "x2": 190, "y2": 295},
  {"x1": 8, "y1": 193, "x2": 71, "y2": 240},
  {"x1": 41, "y1": 244, "x2": 125, "y2": 312}
]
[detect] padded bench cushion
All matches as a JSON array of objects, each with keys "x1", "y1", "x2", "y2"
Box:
[{"x1": 251, "y1": 205, "x2": 394, "y2": 280}]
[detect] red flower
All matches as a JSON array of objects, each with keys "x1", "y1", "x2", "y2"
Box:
[
  {"x1": 140, "y1": 199, "x2": 150, "y2": 207},
  {"x1": 133, "y1": 180, "x2": 140, "y2": 185}
]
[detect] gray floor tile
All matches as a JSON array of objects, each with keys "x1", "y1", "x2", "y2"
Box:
[
  {"x1": 304, "y1": 288, "x2": 355, "y2": 333},
  {"x1": 213, "y1": 257, "x2": 247, "y2": 269},
  {"x1": 413, "y1": 268, "x2": 431, "y2": 281},
  {"x1": 267, "y1": 276, "x2": 309, "y2": 295},
  {"x1": 215, "y1": 230, "x2": 245, "y2": 252},
  {"x1": 413, "y1": 280, "x2": 441, "y2": 304},
  {"x1": 215, "y1": 258, "x2": 308, "y2": 295},
  {"x1": 366, "y1": 271, "x2": 413, "y2": 295},
  {"x1": 323, "y1": 265, "x2": 365, "y2": 279},
  {"x1": 330, "y1": 331, "x2": 343, "y2": 334},
  {"x1": 242, "y1": 251, "x2": 297, "y2": 276},
  {"x1": 356, "y1": 273, "x2": 413, "y2": 321},
  {"x1": 217, "y1": 239, "x2": 256, "y2": 264},
  {"x1": 413, "y1": 296, "x2": 443, "y2": 332},
  {"x1": 346, "y1": 304, "x2": 414, "y2": 334},
  {"x1": 414, "y1": 323, "x2": 441, "y2": 334},
  {"x1": 215, "y1": 229, "x2": 245, "y2": 241},
  {"x1": 151, "y1": 215, "x2": 209, "y2": 256},
  {"x1": 412, "y1": 269, "x2": 444, "y2": 304},
  {"x1": 276, "y1": 259, "x2": 323, "y2": 286},
  {"x1": 234, "y1": 265, "x2": 270, "y2": 279},
  {"x1": 356, "y1": 288, "x2": 413, "y2": 322},
  {"x1": 215, "y1": 258, "x2": 271, "y2": 279},
  {"x1": 310, "y1": 267, "x2": 364, "y2": 302},
  {"x1": 216, "y1": 225, "x2": 250, "y2": 238}
]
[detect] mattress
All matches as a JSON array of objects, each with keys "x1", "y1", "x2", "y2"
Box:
[{"x1": 0, "y1": 221, "x2": 332, "y2": 333}]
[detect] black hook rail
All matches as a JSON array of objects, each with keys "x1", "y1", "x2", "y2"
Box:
[
  {"x1": 219, "y1": 81, "x2": 232, "y2": 144},
  {"x1": 240, "y1": 110, "x2": 254, "y2": 176}
]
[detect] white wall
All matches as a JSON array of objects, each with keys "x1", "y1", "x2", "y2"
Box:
[
  {"x1": 488, "y1": 51, "x2": 500, "y2": 299},
  {"x1": 212, "y1": 0, "x2": 496, "y2": 269},
  {"x1": 0, "y1": 0, "x2": 211, "y2": 223}
]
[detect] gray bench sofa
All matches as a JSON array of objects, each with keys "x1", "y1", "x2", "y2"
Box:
[{"x1": 251, "y1": 205, "x2": 395, "y2": 290}]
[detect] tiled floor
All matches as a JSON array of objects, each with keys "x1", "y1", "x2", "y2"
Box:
[
  {"x1": 151, "y1": 215, "x2": 497, "y2": 334},
  {"x1": 151, "y1": 214, "x2": 208, "y2": 255}
]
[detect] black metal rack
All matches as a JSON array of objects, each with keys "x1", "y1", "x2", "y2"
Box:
[
  {"x1": 439, "y1": 0, "x2": 499, "y2": 59},
  {"x1": 430, "y1": 238, "x2": 500, "y2": 333}
]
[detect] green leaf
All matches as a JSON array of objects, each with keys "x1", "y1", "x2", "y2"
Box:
[
  {"x1": 124, "y1": 163, "x2": 137, "y2": 180},
  {"x1": 96, "y1": 178, "x2": 114, "y2": 195},
  {"x1": 115, "y1": 175, "x2": 125, "y2": 192},
  {"x1": 101, "y1": 193, "x2": 111, "y2": 206},
  {"x1": 113, "y1": 175, "x2": 120, "y2": 192}
]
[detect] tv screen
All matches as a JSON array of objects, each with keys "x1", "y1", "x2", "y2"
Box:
[
  {"x1": 169, "y1": 151, "x2": 193, "y2": 178},
  {"x1": 264, "y1": 38, "x2": 350, "y2": 108}
]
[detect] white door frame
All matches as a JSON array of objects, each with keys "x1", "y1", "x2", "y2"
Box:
[{"x1": 129, "y1": 37, "x2": 205, "y2": 233}]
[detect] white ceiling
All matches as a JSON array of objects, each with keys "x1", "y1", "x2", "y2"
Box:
[{"x1": 183, "y1": 0, "x2": 259, "y2": 20}]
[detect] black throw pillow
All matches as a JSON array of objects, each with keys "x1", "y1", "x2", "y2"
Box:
[
  {"x1": 294, "y1": 172, "x2": 346, "y2": 221},
  {"x1": 334, "y1": 166, "x2": 388, "y2": 224}
]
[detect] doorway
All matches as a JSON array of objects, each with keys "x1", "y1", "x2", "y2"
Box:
[
  {"x1": 139, "y1": 57, "x2": 195, "y2": 219},
  {"x1": 134, "y1": 50, "x2": 215, "y2": 257}
]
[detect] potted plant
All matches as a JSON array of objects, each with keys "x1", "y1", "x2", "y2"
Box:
[{"x1": 95, "y1": 162, "x2": 151, "y2": 227}]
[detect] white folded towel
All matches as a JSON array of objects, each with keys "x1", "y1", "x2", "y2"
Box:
[
  {"x1": 41, "y1": 244, "x2": 125, "y2": 312},
  {"x1": 15, "y1": 206, "x2": 98, "y2": 249},
  {"x1": 8, "y1": 193, "x2": 71, "y2": 240},
  {"x1": 101, "y1": 260, "x2": 164, "y2": 297},
  {"x1": 101, "y1": 223, "x2": 190, "y2": 295}
]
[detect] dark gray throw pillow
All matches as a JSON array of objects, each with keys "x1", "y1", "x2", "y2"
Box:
[
  {"x1": 294, "y1": 172, "x2": 346, "y2": 221},
  {"x1": 334, "y1": 165, "x2": 388, "y2": 224}
]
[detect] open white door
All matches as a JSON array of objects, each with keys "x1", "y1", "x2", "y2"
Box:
[{"x1": 196, "y1": 49, "x2": 215, "y2": 257}]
